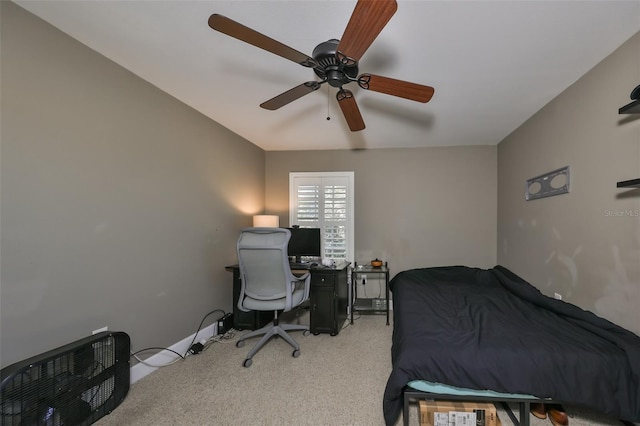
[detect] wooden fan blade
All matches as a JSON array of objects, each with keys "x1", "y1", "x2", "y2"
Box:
[
  {"x1": 337, "y1": 90, "x2": 365, "y2": 131},
  {"x1": 358, "y1": 74, "x2": 434, "y2": 103},
  {"x1": 337, "y1": 0, "x2": 397, "y2": 63},
  {"x1": 208, "y1": 14, "x2": 316, "y2": 67},
  {"x1": 260, "y1": 82, "x2": 321, "y2": 110}
]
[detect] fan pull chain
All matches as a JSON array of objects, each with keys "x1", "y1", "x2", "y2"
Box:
[{"x1": 326, "y1": 85, "x2": 331, "y2": 121}]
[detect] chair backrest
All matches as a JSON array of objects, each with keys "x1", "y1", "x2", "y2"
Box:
[{"x1": 236, "y1": 227, "x2": 294, "y2": 305}]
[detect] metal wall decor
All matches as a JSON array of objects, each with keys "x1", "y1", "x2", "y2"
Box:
[{"x1": 525, "y1": 166, "x2": 570, "y2": 201}]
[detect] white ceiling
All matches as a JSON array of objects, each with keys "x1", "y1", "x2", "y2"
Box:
[{"x1": 14, "y1": 1, "x2": 640, "y2": 151}]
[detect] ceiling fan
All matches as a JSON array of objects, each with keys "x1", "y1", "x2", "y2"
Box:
[{"x1": 208, "y1": 0, "x2": 434, "y2": 131}]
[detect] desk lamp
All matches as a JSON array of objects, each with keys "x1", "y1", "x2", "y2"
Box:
[{"x1": 252, "y1": 215, "x2": 280, "y2": 227}]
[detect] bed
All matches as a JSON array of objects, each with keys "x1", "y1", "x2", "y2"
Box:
[{"x1": 382, "y1": 265, "x2": 640, "y2": 426}]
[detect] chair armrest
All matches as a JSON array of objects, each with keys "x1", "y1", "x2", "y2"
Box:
[
  {"x1": 298, "y1": 273, "x2": 311, "y2": 301},
  {"x1": 289, "y1": 272, "x2": 311, "y2": 307}
]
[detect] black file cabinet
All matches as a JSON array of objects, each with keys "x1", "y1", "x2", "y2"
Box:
[{"x1": 310, "y1": 262, "x2": 350, "y2": 336}]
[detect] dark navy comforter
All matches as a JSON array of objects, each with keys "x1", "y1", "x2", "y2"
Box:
[{"x1": 383, "y1": 265, "x2": 640, "y2": 425}]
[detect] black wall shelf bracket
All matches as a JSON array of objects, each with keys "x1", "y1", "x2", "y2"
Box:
[
  {"x1": 619, "y1": 99, "x2": 640, "y2": 114},
  {"x1": 616, "y1": 85, "x2": 640, "y2": 186},
  {"x1": 619, "y1": 84, "x2": 640, "y2": 114},
  {"x1": 617, "y1": 178, "x2": 640, "y2": 188}
]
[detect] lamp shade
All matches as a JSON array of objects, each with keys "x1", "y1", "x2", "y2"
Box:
[{"x1": 253, "y1": 215, "x2": 280, "y2": 227}]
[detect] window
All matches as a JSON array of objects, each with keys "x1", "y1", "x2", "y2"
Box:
[{"x1": 289, "y1": 172, "x2": 354, "y2": 262}]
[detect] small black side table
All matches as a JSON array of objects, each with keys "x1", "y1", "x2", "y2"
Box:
[{"x1": 350, "y1": 262, "x2": 390, "y2": 325}]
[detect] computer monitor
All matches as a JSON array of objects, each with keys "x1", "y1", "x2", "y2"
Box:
[{"x1": 286, "y1": 227, "x2": 321, "y2": 263}]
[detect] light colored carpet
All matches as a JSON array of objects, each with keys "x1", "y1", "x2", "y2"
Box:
[{"x1": 96, "y1": 312, "x2": 633, "y2": 426}]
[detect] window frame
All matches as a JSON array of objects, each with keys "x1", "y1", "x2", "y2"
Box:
[{"x1": 289, "y1": 171, "x2": 355, "y2": 263}]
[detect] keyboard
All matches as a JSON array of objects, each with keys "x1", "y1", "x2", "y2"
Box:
[{"x1": 289, "y1": 262, "x2": 312, "y2": 269}]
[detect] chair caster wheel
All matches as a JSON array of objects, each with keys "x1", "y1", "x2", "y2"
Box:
[
  {"x1": 243, "y1": 358, "x2": 252, "y2": 368},
  {"x1": 330, "y1": 332, "x2": 337, "y2": 336},
  {"x1": 292, "y1": 349, "x2": 300, "y2": 358},
  {"x1": 236, "y1": 340, "x2": 245, "y2": 348},
  {"x1": 313, "y1": 332, "x2": 320, "y2": 336},
  {"x1": 303, "y1": 330, "x2": 310, "y2": 336}
]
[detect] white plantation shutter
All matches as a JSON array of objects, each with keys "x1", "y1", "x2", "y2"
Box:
[{"x1": 290, "y1": 172, "x2": 354, "y2": 262}]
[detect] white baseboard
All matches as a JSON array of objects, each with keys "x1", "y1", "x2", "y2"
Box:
[{"x1": 130, "y1": 323, "x2": 217, "y2": 384}]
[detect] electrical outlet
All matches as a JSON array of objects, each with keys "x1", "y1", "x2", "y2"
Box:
[
  {"x1": 554, "y1": 293, "x2": 562, "y2": 300},
  {"x1": 362, "y1": 275, "x2": 367, "y2": 285}
]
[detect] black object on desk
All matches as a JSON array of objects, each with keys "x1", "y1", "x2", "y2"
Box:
[{"x1": 225, "y1": 262, "x2": 350, "y2": 335}]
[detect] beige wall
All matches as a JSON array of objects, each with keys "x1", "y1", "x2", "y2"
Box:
[
  {"x1": 5, "y1": 0, "x2": 637, "y2": 369},
  {"x1": 1, "y1": 2, "x2": 265, "y2": 366},
  {"x1": 498, "y1": 32, "x2": 640, "y2": 336},
  {"x1": 266, "y1": 146, "x2": 497, "y2": 276}
]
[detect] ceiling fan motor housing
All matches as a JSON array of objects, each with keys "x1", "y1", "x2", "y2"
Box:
[{"x1": 312, "y1": 39, "x2": 358, "y2": 87}]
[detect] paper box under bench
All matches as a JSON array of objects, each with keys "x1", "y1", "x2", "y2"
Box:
[{"x1": 419, "y1": 400, "x2": 501, "y2": 426}]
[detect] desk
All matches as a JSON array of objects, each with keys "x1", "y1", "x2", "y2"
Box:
[{"x1": 225, "y1": 262, "x2": 350, "y2": 335}]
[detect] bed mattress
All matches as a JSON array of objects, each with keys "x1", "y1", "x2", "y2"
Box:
[{"x1": 382, "y1": 265, "x2": 640, "y2": 425}]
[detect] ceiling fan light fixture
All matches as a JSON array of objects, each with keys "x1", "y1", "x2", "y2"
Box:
[{"x1": 326, "y1": 68, "x2": 347, "y2": 88}]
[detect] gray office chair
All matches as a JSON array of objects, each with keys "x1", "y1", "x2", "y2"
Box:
[{"x1": 235, "y1": 227, "x2": 311, "y2": 367}]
